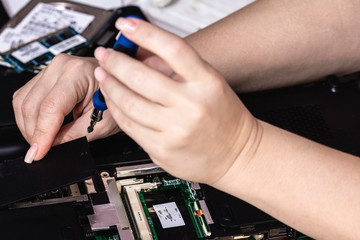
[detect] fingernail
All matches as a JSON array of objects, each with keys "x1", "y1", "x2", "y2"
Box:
[
  {"x1": 94, "y1": 67, "x2": 107, "y2": 84},
  {"x1": 116, "y1": 17, "x2": 137, "y2": 32},
  {"x1": 94, "y1": 47, "x2": 109, "y2": 62},
  {"x1": 24, "y1": 143, "x2": 38, "y2": 164}
]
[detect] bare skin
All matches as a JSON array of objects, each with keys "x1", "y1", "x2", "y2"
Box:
[
  {"x1": 186, "y1": 0, "x2": 360, "y2": 92},
  {"x1": 12, "y1": 1, "x2": 360, "y2": 239}
]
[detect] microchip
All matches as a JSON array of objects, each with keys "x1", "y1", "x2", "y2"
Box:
[
  {"x1": 46, "y1": 35, "x2": 61, "y2": 45},
  {"x1": 60, "y1": 29, "x2": 75, "y2": 40},
  {"x1": 34, "y1": 54, "x2": 49, "y2": 63}
]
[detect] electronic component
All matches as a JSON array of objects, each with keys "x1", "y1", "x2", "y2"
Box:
[
  {"x1": 1, "y1": 0, "x2": 114, "y2": 46},
  {"x1": 1, "y1": 26, "x2": 88, "y2": 73},
  {"x1": 10, "y1": 184, "x2": 83, "y2": 208},
  {"x1": 118, "y1": 175, "x2": 211, "y2": 240},
  {"x1": 88, "y1": 172, "x2": 134, "y2": 240},
  {"x1": 122, "y1": 182, "x2": 159, "y2": 240},
  {"x1": 87, "y1": 229, "x2": 121, "y2": 240},
  {"x1": 140, "y1": 179, "x2": 211, "y2": 239},
  {"x1": 116, "y1": 163, "x2": 164, "y2": 178}
]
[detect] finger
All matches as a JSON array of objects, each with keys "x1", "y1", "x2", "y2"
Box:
[
  {"x1": 29, "y1": 75, "x2": 89, "y2": 161},
  {"x1": 95, "y1": 47, "x2": 179, "y2": 106},
  {"x1": 105, "y1": 96, "x2": 161, "y2": 154},
  {"x1": 13, "y1": 70, "x2": 44, "y2": 141},
  {"x1": 21, "y1": 63, "x2": 77, "y2": 141},
  {"x1": 115, "y1": 17, "x2": 208, "y2": 81},
  {"x1": 13, "y1": 68, "x2": 44, "y2": 101},
  {"x1": 17, "y1": 56, "x2": 73, "y2": 139},
  {"x1": 136, "y1": 48, "x2": 173, "y2": 77},
  {"x1": 53, "y1": 110, "x2": 120, "y2": 145},
  {"x1": 95, "y1": 67, "x2": 165, "y2": 130}
]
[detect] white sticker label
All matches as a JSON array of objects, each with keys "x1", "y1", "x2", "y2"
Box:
[
  {"x1": 153, "y1": 202, "x2": 186, "y2": 229},
  {"x1": 49, "y1": 34, "x2": 87, "y2": 55},
  {"x1": 11, "y1": 41, "x2": 48, "y2": 64},
  {"x1": 0, "y1": 2, "x2": 94, "y2": 53}
]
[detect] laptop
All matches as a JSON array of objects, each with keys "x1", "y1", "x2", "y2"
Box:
[{"x1": 1, "y1": 3, "x2": 359, "y2": 240}]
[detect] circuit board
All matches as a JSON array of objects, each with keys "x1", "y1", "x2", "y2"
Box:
[
  {"x1": 1, "y1": 26, "x2": 88, "y2": 73},
  {"x1": 138, "y1": 178, "x2": 211, "y2": 239},
  {"x1": 118, "y1": 175, "x2": 211, "y2": 240}
]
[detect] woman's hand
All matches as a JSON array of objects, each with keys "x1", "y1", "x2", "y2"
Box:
[
  {"x1": 94, "y1": 17, "x2": 259, "y2": 184},
  {"x1": 12, "y1": 55, "x2": 120, "y2": 163}
]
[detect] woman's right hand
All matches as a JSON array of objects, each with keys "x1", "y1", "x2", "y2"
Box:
[{"x1": 12, "y1": 54, "x2": 120, "y2": 163}]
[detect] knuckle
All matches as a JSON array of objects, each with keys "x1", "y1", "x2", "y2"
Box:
[
  {"x1": 34, "y1": 127, "x2": 48, "y2": 136},
  {"x1": 166, "y1": 38, "x2": 187, "y2": 58},
  {"x1": 12, "y1": 89, "x2": 20, "y2": 100},
  {"x1": 21, "y1": 99, "x2": 36, "y2": 118},
  {"x1": 167, "y1": 126, "x2": 191, "y2": 149},
  {"x1": 121, "y1": 96, "x2": 136, "y2": 115},
  {"x1": 67, "y1": 57, "x2": 93, "y2": 70},
  {"x1": 12, "y1": 90, "x2": 22, "y2": 108},
  {"x1": 210, "y1": 75, "x2": 227, "y2": 97},
  {"x1": 188, "y1": 101, "x2": 207, "y2": 124},
  {"x1": 129, "y1": 67, "x2": 147, "y2": 87},
  {"x1": 51, "y1": 53, "x2": 70, "y2": 65},
  {"x1": 50, "y1": 55, "x2": 96, "y2": 74},
  {"x1": 204, "y1": 65, "x2": 228, "y2": 95},
  {"x1": 40, "y1": 97, "x2": 58, "y2": 115}
]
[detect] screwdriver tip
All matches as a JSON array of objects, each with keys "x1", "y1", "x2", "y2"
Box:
[{"x1": 87, "y1": 126, "x2": 94, "y2": 133}]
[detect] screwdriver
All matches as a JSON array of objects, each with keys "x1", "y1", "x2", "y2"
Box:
[{"x1": 87, "y1": 15, "x2": 141, "y2": 133}]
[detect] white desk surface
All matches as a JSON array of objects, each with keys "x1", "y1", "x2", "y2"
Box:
[{"x1": 2, "y1": 0, "x2": 255, "y2": 37}]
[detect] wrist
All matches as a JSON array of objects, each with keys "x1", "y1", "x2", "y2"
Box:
[{"x1": 211, "y1": 118, "x2": 265, "y2": 196}]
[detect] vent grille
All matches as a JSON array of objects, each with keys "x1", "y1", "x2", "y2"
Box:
[{"x1": 261, "y1": 105, "x2": 333, "y2": 141}]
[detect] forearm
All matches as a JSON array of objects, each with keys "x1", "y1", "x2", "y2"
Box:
[
  {"x1": 186, "y1": 0, "x2": 360, "y2": 92},
  {"x1": 214, "y1": 121, "x2": 360, "y2": 239}
]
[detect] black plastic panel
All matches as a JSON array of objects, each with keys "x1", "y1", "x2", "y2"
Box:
[
  {"x1": 0, "y1": 201, "x2": 92, "y2": 240},
  {"x1": 0, "y1": 137, "x2": 95, "y2": 206}
]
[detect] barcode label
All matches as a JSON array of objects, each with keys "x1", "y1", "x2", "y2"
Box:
[
  {"x1": 11, "y1": 41, "x2": 48, "y2": 64},
  {"x1": 0, "y1": 2, "x2": 94, "y2": 53},
  {"x1": 49, "y1": 34, "x2": 87, "y2": 55}
]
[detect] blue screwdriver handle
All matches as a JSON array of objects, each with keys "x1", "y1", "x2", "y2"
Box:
[{"x1": 88, "y1": 15, "x2": 142, "y2": 133}]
